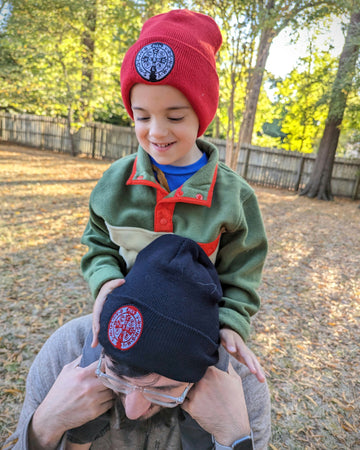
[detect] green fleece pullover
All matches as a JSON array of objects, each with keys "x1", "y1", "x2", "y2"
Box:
[{"x1": 81, "y1": 139, "x2": 268, "y2": 341}]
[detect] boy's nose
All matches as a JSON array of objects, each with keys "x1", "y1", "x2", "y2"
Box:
[
  {"x1": 122, "y1": 391, "x2": 152, "y2": 420},
  {"x1": 149, "y1": 119, "x2": 167, "y2": 139}
]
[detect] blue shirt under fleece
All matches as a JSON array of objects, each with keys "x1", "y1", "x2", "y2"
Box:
[{"x1": 150, "y1": 152, "x2": 208, "y2": 191}]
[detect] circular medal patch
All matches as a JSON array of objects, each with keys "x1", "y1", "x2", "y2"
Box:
[
  {"x1": 135, "y1": 42, "x2": 175, "y2": 82},
  {"x1": 108, "y1": 305, "x2": 143, "y2": 350}
]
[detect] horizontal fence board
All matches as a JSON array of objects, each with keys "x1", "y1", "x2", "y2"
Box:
[{"x1": 1, "y1": 112, "x2": 359, "y2": 199}]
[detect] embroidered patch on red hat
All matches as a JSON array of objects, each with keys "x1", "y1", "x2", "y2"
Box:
[
  {"x1": 108, "y1": 305, "x2": 143, "y2": 350},
  {"x1": 135, "y1": 42, "x2": 175, "y2": 82}
]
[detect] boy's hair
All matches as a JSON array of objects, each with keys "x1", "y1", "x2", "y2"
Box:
[
  {"x1": 120, "y1": 9, "x2": 222, "y2": 137},
  {"x1": 98, "y1": 234, "x2": 222, "y2": 383}
]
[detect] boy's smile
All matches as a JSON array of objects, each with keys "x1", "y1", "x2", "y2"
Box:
[{"x1": 130, "y1": 84, "x2": 203, "y2": 167}]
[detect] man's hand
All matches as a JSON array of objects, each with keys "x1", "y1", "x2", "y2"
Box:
[
  {"x1": 29, "y1": 357, "x2": 114, "y2": 450},
  {"x1": 181, "y1": 363, "x2": 251, "y2": 447},
  {"x1": 220, "y1": 328, "x2": 265, "y2": 383},
  {"x1": 91, "y1": 278, "x2": 125, "y2": 347}
]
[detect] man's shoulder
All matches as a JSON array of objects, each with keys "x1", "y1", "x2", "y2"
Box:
[
  {"x1": 24, "y1": 315, "x2": 93, "y2": 405},
  {"x1": 34, "y1": 315, "x2": 92, "y2": 366},
  {"x1": 51, "y1": 314, "x2": 92, "y2": 346}
]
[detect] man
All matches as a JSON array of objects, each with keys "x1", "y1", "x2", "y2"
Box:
[{"x1": 5, "y1": 236, "x2": 271, "y2": 449}]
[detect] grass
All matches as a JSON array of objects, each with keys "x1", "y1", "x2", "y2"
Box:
[{"x1": 1, "y1": 143, "x2": 359, "y2": 449}]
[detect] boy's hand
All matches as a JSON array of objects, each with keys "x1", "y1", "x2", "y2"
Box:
[
  {"x1": 220, "y1": 328, "x2": 266, "y2": 383},
  {"x1": 91, "y1": 278, "x2": 125, "y2": 348}
]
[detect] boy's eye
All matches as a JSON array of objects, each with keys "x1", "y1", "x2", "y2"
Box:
[
  {"x1": 135, "y1": 116, "x2": 150, "y2": 121},
  {"x1": 169, "y1": 117, "x2": 184, "y2": 122}
]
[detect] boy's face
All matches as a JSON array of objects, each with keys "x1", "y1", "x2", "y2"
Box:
[{"x1": 130, "y1": 84, "x2": 202, "y2": 166}]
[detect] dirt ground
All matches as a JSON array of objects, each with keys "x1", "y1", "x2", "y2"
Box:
[{"x1": 1, "y1": 144, "x2": 359, "y2": 449}]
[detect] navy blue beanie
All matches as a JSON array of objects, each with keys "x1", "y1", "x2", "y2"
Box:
[{"x1": 98, "y1": 234, "x2": 222, "y2": 382}]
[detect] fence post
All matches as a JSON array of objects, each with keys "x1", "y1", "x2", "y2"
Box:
[
  {"x1": 294, "y1": 156, "x2": 305, "y2": 191},
  {"x1": 13, "y1": 114, "x2": 17, "y2": 142},
  {"x1": 41, "y1": 118, "x2": 45, "y2": 149},
  {"x1": 352, "y1": 170, "x2": 360, "y2": 200},
  {"x1": 91, "y1": 125, "x2": 97, "y2": 159}
]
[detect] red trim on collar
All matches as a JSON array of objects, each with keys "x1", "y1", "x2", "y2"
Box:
[
  {"x1": 170, "y1": 164, "x2": 218, "y2": 206},
  {"x1": 150, "y1": 164, "x2": 218, "y2": 206},
  {"x1": 204, "y1": 163, "x2": 218, "y2": 206},
  {"x1": 126, "y1": 157, "x2": 168, "y2": 193},
  {"x1": 127, "y1": 158, "x2": 218, "y2": 205},
  {"x1": 126, "y1": 156, "x2": 139, "y2": 185}
]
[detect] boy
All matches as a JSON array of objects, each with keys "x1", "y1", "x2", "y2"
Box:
[{"x1": 81, "y1": 9, "x2": 267, "y2": 382}]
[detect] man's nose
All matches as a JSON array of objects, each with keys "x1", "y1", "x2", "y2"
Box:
[{"x1": 123, "y1": 390, "x2": 152, "y2": 420}]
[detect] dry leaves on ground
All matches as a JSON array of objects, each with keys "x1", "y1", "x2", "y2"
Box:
[{"x1": 0, "y1": 144, "x2": 359, "y2": 449}]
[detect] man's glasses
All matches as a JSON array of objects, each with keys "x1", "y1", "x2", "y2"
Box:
[{"x1": 96, "y1": 353, "x2": 192, "y2": 407}]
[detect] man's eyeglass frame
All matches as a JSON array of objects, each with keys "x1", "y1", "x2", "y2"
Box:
[{"x1": 96, "y1": 353, "x2": 192, "y2": 408}]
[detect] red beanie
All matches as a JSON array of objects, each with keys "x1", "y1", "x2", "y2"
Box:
[{"x1": 120, "y1": 10, "x2": 222, "y2": 137}]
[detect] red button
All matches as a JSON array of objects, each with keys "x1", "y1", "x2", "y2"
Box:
[
  {"x1": 175, "y1": 190, "x2": 184, "y2": 197},
  {"x1": 160, "y1": 218, "x2": 168, "y2": 225},
  {"x1": 196, "y1": 193, "x2": 203, "y2": 200},
  {"x1": 137, "y1": 175, "x2": 144, "y2": 180}
]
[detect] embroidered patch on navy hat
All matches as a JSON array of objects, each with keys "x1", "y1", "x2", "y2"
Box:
[
  {"x1": 135, "y1": 42, "x2": 175, "y2": 82},
  {"x1": 108, "y1": 305, "x2": 143, "y2": 350}
]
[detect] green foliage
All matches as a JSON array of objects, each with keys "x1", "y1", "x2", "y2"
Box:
[
  {"x1": 275, "y1": 48, "x2": 337, "y2": 153},
  {"x1": 0, "y1": 0, "x2": 172, "y2": 125},
  {"x1": 255, "y1": 12, "x2": 360, "y2": 155}
]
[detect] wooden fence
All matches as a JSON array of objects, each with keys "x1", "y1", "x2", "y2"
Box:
[{"x1": 1, "y1": 112, "x2": 359, "y2": 199}]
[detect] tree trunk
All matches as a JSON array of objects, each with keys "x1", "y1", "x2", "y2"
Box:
[
  {"x1": 301, "y1": 10, "x2": 360, "y2": 200},
  {"x1": 67, "y1": 105, "x2": 77, "y2": 157},
  {"x1": 301, "y1": 119, "x2": 341, "y2": 200},
  {"x1": 80, "y1": 0, "x2": 97, "y2": 120},
  {"x1": 229, "y1": 26, "x2": 274, "y2": 171},
  {"x1": 225, "y1": 71, "x2": 237, "y2": 167}
]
